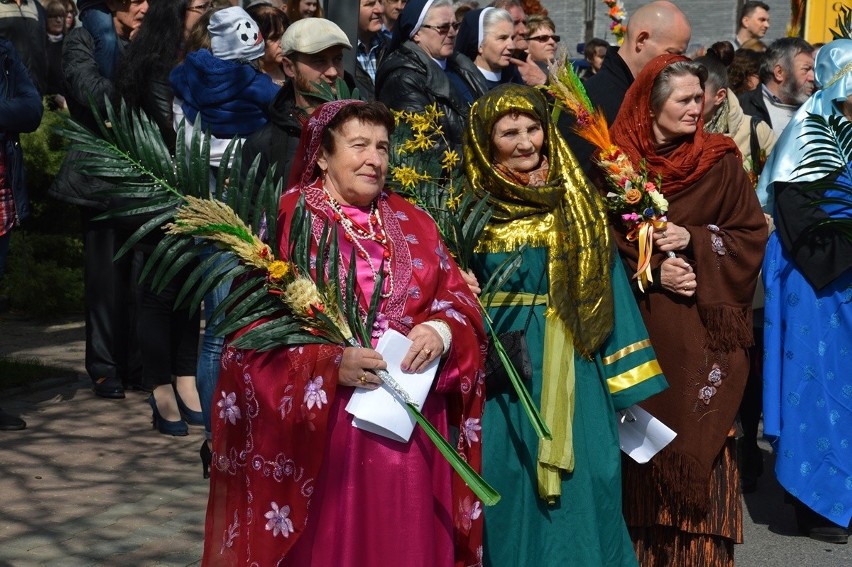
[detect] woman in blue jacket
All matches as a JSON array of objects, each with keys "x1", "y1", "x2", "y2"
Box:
[{"x1": 0, "y1": 38, "x2": 45, "y2": 430}]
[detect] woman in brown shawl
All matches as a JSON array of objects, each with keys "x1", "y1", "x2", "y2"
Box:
[{"x1": 608, "y1": 54, "x2": 767, "y2": 565}]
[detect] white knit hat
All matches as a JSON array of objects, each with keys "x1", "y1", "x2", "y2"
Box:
[{"x1": 208, "y1": 7, "x2": 266, "y2": 62}]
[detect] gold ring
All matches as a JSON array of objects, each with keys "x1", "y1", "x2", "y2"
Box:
[
  {"x1": 359, "y1": 373, "x2": 367, "y2": 385},
  {"x1": 423, "y1": 348, "x2": 432, "y2": 356}
]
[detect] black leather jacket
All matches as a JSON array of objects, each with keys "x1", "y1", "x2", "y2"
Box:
[
  {"x1": 241, "y1": 80, "x2": 303, "y2": 188},
  {"x1": 375, "y1": 41, "x2": 487, "y2": 151},
  {"x1": 49, "y1": 27, "x2": 126, "y2": 208}
]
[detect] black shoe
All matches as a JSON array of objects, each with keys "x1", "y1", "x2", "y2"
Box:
[
  {"x1": 805, "y1": 526, "x2": 849, "y2": 544},
  {"x1": 148, "y1": 395, "x2": 188, "y2": 436},
  {"x1": 200, "y1": 440, "x2": 212, "y2": 479},
  {"x1": 93, "y1": 376, "x2": 126, "y2": 399},
  {"x1": 176, "y1": 390, "x2": 204, "y2": 427},
  {"x1": 794, "y1": 498, "x2": 849, "y2": 544},
  {"x1": 0, "y1": 407, "x2": 26, "y2": 431}
]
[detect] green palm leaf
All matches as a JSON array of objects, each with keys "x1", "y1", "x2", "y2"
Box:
[
  {"x1": 794, "y1": 114, "x2": 852, "y2": 180},
  {"x1": 793, "y1": 112, "x2": 852, "y2": 242},
  {"x1": 60, "y1": 97, "x2": 285, "y2": 332},
  {"x1": 831, "y1": 5, "x2": 851, "y2": 39}
]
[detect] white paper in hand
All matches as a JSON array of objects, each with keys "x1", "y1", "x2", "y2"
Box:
[
  {"x1": 345, "y1": 329, "x2": 439, "y2": 443},
  {"x1": 617, "y1": 404, "x2": 677, "y2": 464}
]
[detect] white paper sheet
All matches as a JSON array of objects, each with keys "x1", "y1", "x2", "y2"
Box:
[
  {"x1": 344, "y1": 329, "x2": 439, "y2": 443},
  {"x1": 617, "y1": 404, "x2": 677, "y2": 464}
]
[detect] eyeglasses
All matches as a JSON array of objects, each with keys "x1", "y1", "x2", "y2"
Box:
[
  {"x1": 420, "y1": 22, "x2": 461, "y2": 35},
  {"x1": 526, "y1": 34, "x2": 560, "y2": 43},
  {"x1": 187, "y1": 1, "x2": 212, "y2": 13}
]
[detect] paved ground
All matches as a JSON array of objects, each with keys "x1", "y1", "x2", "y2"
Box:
[
  {"x1": 1, "y1": 311, "x2": 850, "y2": 566},
  {"x1": 0, "y1": 313, "x2": 204, "y2": 566}
]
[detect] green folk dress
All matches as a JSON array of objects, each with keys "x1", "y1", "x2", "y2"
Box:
[{"x1": 474, "y1": 247, "x2": 667, "y2": 566}]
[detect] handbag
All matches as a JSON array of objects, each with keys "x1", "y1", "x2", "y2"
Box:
[
  {"x1": 484, "y1": 274, "x2": 543, "y2": 393},
  {"x1": 484, "y1": 328, "x2": 533, "y2": 393}
]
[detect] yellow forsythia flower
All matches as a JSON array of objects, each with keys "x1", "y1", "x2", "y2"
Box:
[
  {"x1": 391, "y1": 165, "x2": 422, "y2": 188},
  {"x1": 441, "y1": 149, "x2": 460, "y2": 170}
]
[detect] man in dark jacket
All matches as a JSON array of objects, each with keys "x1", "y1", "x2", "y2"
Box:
[
  {"x1": 242, "y1": 17, "x2": 353, "y2": 188},
  {"x1": 561, "y1": 0, "x2": 690, "y2": 174},
  {"x1": 738, "y1": 37, "x2": 814, "y2": 136},
  {"x1": 49, "y1": 0, "x2": 148, "y2": 399},
  {"x1": 0, "y1": 39, "x2": 43, "y2": 430}
]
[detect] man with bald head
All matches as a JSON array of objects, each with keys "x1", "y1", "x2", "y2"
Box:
[{"x1": 562, "y1": 1, "x2": 691, "y2": 171}]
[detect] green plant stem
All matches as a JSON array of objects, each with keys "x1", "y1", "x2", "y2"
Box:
[
  {"x1": 407, "y1": 400, "x2": 501, "y2": 506},
  {"x1": 347, "y1": 338, "x2": 499, "y2": 505},
  {"x1": 381, "y1": 365, "x2": 500, "y2": 505},
  {"x1": 480, "y1": 307, "x2": 552, "y2": 441}
]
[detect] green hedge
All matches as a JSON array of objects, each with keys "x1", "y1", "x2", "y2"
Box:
[{"x1": 3, "y1": 231, "x2": 84, "y2": 315}]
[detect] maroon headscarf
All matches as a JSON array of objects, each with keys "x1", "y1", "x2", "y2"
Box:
[
  {"x1": 610, "y1": 54, "x2": 739, "y2": 196},
  {"x1": 285, "y1": 99, "x2": 366, "y2": 191}
]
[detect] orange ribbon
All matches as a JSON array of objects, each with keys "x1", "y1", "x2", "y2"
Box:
[{"x1": 626, "y1": 218, "x2": 667, "y2": 292}]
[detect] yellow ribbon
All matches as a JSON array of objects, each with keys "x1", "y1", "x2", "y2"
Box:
[{"x1": 626, "y1": 218, "x2": 667, "y2": 292}]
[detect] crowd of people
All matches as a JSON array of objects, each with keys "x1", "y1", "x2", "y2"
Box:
[{"x1": 0, "y1": 0, "x2": 850, "y2": 565}]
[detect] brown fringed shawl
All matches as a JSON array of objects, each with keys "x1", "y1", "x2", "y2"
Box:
[{"x1": 610, "y1": 55, "x2": 767, "y2": 508}]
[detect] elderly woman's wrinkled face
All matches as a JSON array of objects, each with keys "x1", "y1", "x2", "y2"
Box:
[
  {"x1": 651, "y1": 73, "x2": 704, "y2": 146},
  {"x1": 491, "y1": 112, "x2": 544, "y2": 173},
  {"x1": 478, "y1": 19, "x2": 514, "y2": 72},
  {"x1": 317, "y1": 119, "x2": 390, "y2": 206},
  {"x1": 413, "y1": 6, "x2": 458, "y2": 60}
]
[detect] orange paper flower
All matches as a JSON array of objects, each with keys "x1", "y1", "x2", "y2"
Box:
[{"x1": 624, "y1": 188, "x2": 642, "y2": 204}]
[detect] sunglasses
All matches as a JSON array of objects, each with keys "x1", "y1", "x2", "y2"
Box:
[
  {"x1": 187, "y1": 1, "x2": 212, "y2": 13},
  {"x1": 526, "y1": 34, "x2": 560, "y2": 43},
  {"x1": 420, "y1": 22, "x2": 461, "y2": 35}
]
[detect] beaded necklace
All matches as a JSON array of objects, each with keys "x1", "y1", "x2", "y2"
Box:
[{"x1": 323, "y1": 189, "x2": 394, "y2": 299}]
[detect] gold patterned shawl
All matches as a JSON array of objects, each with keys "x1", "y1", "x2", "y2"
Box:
[{"x1": 465, "y1": 84, "x2": 613, "y2": 355}]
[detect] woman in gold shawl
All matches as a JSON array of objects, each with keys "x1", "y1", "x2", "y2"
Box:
[{"x1": 466, "y1": 83, "x2": 667, "y2": 565}]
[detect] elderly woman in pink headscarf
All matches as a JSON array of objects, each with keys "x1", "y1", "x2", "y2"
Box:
[{"x1": 201, "y1": 100, "x2": 487, "y2": 567}]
